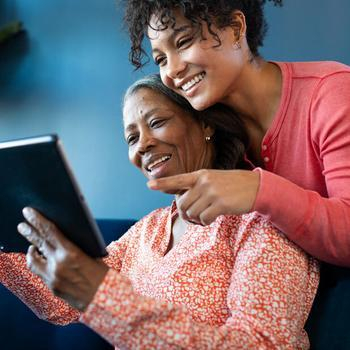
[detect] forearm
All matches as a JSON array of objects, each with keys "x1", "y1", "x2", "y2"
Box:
[
  {"x1": 0, "y1": 253, "x2": 80, "y2": 324},
  {"x1": 253, "y1": 168, "x2": 350, "y2": 265}
]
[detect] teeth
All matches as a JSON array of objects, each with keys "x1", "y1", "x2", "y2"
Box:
[
  {"x1": 147, "y1": 156, "x2": 171, "y2": 171},
  {"x1": 181, "y1": 73, "x2": 205, "y2": 91}
]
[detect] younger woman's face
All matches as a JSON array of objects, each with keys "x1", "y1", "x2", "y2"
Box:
[
  {"x1": 123, "y1": 88, "x2": 214, "y2": 180},
  {"x1": 148, "y1": 9, "x2": 246, "y2": 111}
]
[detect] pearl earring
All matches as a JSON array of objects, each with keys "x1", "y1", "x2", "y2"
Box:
[{"x1": 205, "y1": 136, "x2": 211, "y2": 142}]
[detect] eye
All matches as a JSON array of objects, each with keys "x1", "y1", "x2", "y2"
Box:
[
  {"x1": 126, "y1": 134, "x2": 138, "y2": 146},
  {"x1": 150, "y1": 118, "x2": 166, "y2": 128},
  {"x1": 154, "y1": 55, "x2": 167, "y2": 67},
  {"x1": 176, "y1": 36, "x2": 193, "y2": 49}
]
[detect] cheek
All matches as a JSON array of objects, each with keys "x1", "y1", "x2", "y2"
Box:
[
  {"x1": 160, "y1": 70, "x2": 174, "y2": 90},
  {"x1": 128, "y1": 149, "x2": 141, "y2": 169},
  {"x1": 181, "y1": 132, "x2": 203, "y2": 154}
]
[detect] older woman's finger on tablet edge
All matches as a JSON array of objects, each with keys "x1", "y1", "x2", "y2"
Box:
[
  {"x1": 17, "y1": 222, "x2": 53, "y2": 256},
  {"x1": 22, "y1": 207, "x2": 66, "y2": 247}
]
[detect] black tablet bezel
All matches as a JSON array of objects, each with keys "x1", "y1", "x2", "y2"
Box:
[{"x1": 0, "y1": 134, "x2": 107, "y2": 257}]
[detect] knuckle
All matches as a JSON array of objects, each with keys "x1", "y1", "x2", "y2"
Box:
[
  {"x1": 178, "y1": 201, "x2": 187, "y2": 213},
  {"x1": 55, "y1": 248, "x2": 77, "y2": 267},
  {"x1": 198, "y1": 169, "x2": 208, "y2": 178},
  {"x1": 218, "y1": 197, "x2": 230, "y2": 213},
  {"x1": 207, "y1": 189, "x2": 217, "y2": 202},
  {"x1": 56, "y1": 247, "x2": 70, "y2": 262},
  {"x1": 198, "y1": 170, "x2": 212, "y2": 185},
  {"x1": 185, "y1": 208, "x2": 192, "y2": 217},
  {"x1": 200, "y1": 213, "x2": 213, "y2": 226},
  {"x1": 26, "y1": 250, "x2": 35, "y2": 271},
  {"x1": 42, "y1": 221, "x2": 55, "y2": 235},
  {"x1": 199, "y1": 213, "x2": 209, "y2": 225},
  {"x1": 197, "y1": 169, "x2": 207, "y2": 175},
  {"x1": 26, "y1": 257, "x2": 34, "y2": 272}
]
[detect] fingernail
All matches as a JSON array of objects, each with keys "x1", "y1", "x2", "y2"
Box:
[
  {"x1": 22, "y1": 207, "x2": 33, "y2": 218},
  {"x1": 147, "y1": 180, "x2": 156, "y2": 188},
  {"x1": 18, "y1": 222, "x2": 29, "y2": 235}
]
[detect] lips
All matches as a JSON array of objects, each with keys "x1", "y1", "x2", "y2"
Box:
[
  {"x1": 144, "y1": 154, "x2": 172, "y2": 172},
  {"x1": 180, "y1": 72, "x2": 205, "y2": 92}
]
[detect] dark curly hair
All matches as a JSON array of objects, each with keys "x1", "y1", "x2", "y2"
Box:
[
  {"x1": 123, "y1": 74, "x2": 250, "y2": 170},
  {"x1": 123, "y1": 0, "x2": 283, "y2": 69}
]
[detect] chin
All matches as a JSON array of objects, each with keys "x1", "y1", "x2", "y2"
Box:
[{"x1": 188, "y1": 97, "x2": 213, "y2": 111}]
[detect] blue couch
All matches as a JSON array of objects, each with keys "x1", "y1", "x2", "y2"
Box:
[
  {"x1": 0, "y1": 219, "x2": 135, "y2": 350},
  {"x1": 305, "y1": 263, "x2": 350, "y2": 349},
  {"x1": 1, "y1": 219, "x2": 349, "y2": 350}
]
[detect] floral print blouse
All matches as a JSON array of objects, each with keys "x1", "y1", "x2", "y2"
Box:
[{"x1": 0, "y1": 204, "x2": 319, "y2": 349}]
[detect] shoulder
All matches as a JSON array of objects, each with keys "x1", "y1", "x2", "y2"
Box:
[
  {"x1": 300, "y1": 62, "x2": 350, "y2": 136},
  {"x1": 215, "y1": 212, "x2": 282, "y2": 243},
  {"x1": 221, "y1": 212, "x2": 306, "y2": 256},
  {"x1": 285, "y1": 60, "x2": 350, "y2": 79},
  {"x1": 278, "y1": 61, "x2": 350, "y2": 133}
]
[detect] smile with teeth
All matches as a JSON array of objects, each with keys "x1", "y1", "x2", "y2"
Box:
[
  {"x1": 181, "y1": 73, "x2": 205, "y2": 91},
  {"x1": 147, "y1": 155, "x2": 171, "y2": 172}
]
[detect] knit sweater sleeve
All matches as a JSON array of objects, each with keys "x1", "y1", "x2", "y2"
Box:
[{"x1": 253, "y1": 72, "x2": 350, "y2": 266}]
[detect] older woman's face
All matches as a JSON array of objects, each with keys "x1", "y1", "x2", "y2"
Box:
[{"x1": 123, "y1": 88, "x2": 214, "y2": 180}]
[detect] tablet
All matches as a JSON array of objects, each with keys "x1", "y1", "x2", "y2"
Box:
[{"x1": 0, "y1": 134, "x2": 107, "y2": 257}]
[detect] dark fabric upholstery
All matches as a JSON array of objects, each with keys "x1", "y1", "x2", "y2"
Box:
[{"x1": 305, "y1": 263, "x2": 350, "y2": 350}]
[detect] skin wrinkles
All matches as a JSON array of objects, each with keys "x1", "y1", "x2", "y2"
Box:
[{"x1": 123, "y1": 88, "x2": 214, "y2": 180}]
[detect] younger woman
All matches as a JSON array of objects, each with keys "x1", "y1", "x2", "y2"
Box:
[{"x1": 124, "y1": 0, "x2": 350, "y2": 266}]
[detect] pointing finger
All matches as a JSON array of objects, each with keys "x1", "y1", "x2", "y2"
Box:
[{"x1": 147, "y1": 172, "x2": 198, "y2": 194}]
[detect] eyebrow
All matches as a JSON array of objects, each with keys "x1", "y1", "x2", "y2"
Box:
[{"x1": 151, "y1": 25, "x2": 193, "y2": 55}]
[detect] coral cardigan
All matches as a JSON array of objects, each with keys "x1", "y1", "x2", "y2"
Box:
[
  {"x1": 0, "y1": 204, "x2": 319, "y2": 349},
  {"x1": 252, "y1": 61, "x2": 350, "y2": 266}
]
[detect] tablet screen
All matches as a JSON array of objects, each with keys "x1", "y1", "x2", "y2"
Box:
[{"x1": 0, "y1": 134, "x2": 107, "y2": 257}]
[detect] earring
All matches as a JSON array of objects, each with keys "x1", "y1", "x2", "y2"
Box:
[
  {"x1": 205, "y1": 136, "x2": 211, "y2": 142},
  {"x1": 233, "y1": 40, "x2": 241, "y2": 50}
]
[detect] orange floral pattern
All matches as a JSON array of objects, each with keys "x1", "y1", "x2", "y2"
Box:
[
  {"x1": 0, "y1": 204, "x2": 319, "y2": 349},
  {"x1": 84, "y1": 206, "x2": 319, "y2": 349}
]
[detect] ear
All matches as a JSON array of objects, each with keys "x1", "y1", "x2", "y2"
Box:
[{"x1": 230, "y1": 10, "x2": 247, "y2": 42}]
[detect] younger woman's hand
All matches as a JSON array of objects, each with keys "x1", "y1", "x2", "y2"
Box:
[
  {"x1": 17, "y1": 207, "x2": 109, "y2": 311},
  {"x1": 148, "y1": 169, "x2": 260, "y2": 225}
]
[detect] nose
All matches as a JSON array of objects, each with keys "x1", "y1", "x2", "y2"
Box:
[
  {"x1": 166, "y1": 54, "x2": 187, "y2": 79},
  {"x1": 136, "y1": 130, "x2": 155, "y2": 155}
]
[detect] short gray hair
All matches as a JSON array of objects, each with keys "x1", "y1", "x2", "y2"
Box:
[
  {"x1": 123, "y1": 73, "x2": 194, "y2": 113},
  {"x1": 123, "y1": 74, "x2": 249, "y2": 170}
]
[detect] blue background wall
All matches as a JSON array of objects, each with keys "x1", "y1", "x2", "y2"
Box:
[{"x1": 1, "y1": 0, "x2": 350, "y2": 220}]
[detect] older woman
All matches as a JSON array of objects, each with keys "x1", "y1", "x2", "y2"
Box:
[{"x1": 0, "y1": 75, "x2": 318, "y2": 349}]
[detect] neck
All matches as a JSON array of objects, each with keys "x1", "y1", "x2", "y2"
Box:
[{"x1": 222, "y1": 58, "x2": 282, "y2": 136}]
